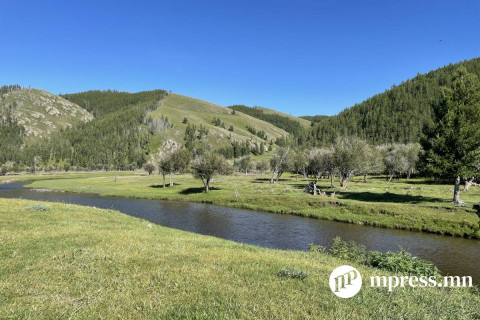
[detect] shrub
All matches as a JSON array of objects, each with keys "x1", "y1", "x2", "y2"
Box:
[
  {"x1": 277, "y1": 268, "x2": 309, "y2": 280},
  {"x1": 308, "y1": 243, "x2": 327, "y2": 254},
  {"x1": 312, "y1": 237, "x2": 441, "y2": 277}
]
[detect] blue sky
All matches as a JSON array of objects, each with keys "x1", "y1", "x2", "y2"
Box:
[{"x1": 1, "y1": 0, "x2": 479, "y2": 116}]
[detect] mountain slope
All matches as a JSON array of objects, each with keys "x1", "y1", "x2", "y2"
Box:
[
  {"x1": 2, "y1": 88, "x2": 93, "y2": 140},
  {"x1": 148, "y1": 93, "x2": 289, "y2": 151},
  {"x1": 255, "y1": 106, "x2": 311, "y2": 128},
  {"x1": 227, "y1": 104, "x2": 307, "y2": 137},
  {"x1": 306, "y1": 57, "x2": 480, "y2": 145}
]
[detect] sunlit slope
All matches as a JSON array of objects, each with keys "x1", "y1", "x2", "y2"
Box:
[
  {"x1": 149, "y1": 93, "x2": 289, "y2": 148},
  {"x1": 256, "y1": 106, "x2": 311, "y2": 128},
  {"x1": 2, "y1": 88, "x2": 93, "y2": 140}
]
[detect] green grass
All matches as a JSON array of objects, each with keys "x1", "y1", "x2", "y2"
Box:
[
  {"x1": 1, "y1": 198, "x2": 479, "y2": 319},
  {"x1": 0, "y1": 171, "x2": 135, "y2": 183},
  {"x1": 17, "y1": 172, "x2": 480, "y2": 238}
]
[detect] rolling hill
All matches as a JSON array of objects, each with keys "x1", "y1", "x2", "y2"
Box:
[
  {"x1": 1, "y1": 88, "x2": 93, "y2": 141},
  {"x1": 255, "y1": 106, "x2": 311, "y2": 128},
  {"x1": 148, "y1": 93, "x2": 289, "y2": 153}
]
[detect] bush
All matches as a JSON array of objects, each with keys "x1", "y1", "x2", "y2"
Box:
[
  {"x1": 277, "y1": 268, "x2": 309, "y2": 280},
  {"x1": 329, "y1": 237, "x2": 368, "y2": 264},
  {"x1": 312, "y1": 237, "x2": 441, "y2": 277},
  {"x1": 308, "y1": 243, "x2": 327, "y2": 254}
]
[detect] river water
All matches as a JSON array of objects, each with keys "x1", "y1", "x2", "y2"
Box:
[{"x1": 1, "y1": 181, "x2": 479, "y2": 283}]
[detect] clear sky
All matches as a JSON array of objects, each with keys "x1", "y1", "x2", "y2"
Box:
[{"x1": 1, "y1": 0, "x2": 479, "y2": 116}]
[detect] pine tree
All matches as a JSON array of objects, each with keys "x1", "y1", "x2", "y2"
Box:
[{"x1": 421, "y1": 67, "x2": 480, "y2": 205}]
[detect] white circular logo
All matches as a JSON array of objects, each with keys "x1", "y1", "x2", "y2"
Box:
[{"x1": 329, "y1": 265, "x2": 362, "y2": 298}]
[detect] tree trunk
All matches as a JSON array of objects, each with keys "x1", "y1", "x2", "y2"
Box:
[
  {"x1": 330, "y1": 173, "x2": 334, "y2": 187},
  {"x1": 162, "y1": 174, "x2": 166, "y2": 188},
  {"x1": 407, "y1": 171, "x2": 411, "y2": 179},
  {"x1": 388, "y1": 174, "x2": 393, "y2": 182},
  {"x1": 464, "y1": 178, "x2": 474, "y2": 191},
  {"x1": 275, "y1": 172, "x2": 282, "y2": 183},
  {"x1": 169, "y1": 174, "x2": 174, "y2": 187},
  {"x1": 453, "y1": 176, "x2": 461, "y2": 204},
  {"x1": 205, "y1": 178, "x2": 210, "y2": 193},
  {"x1": 363, "y1": 174, "x2": 367, "y2": 183},
  {"x1": 340, "y1": 178, "x2": 347, "y2": 189},
  {"x1": 270, "y1": 172, "x2": 276, "y2": 184},
  {"x1": 313, "y1": 181, "x2": 317, "y2": 195}
]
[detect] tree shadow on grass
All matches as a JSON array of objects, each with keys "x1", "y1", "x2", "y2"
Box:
[
  {"x1": 252, "y1": 178, "x2": 290, "y2": 184},
  {"x1": 396, "y1": 179, "x2": 453, "y2": 186},
  {"x1": 339, "y1": 191, "x2": 443, "y2": 204},
  {"x1": 149, "y1": 183, "x2": 180, "y2": 188},
  {"x1": 179, "y1": 187, "x2": 220, "y2": 194}
]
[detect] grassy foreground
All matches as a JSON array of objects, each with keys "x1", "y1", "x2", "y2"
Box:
[
  {"x1": 19, "y1": 172, "x2": 480, "y2": 238},
  {"x1": 1, "y1": 198, "x2": 479, "y2": 319}
]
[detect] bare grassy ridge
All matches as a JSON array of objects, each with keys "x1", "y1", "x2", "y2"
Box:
[
  {"x1": 1, "y1": 198, "x2": 479, "y2": 319},
  {"x1": 148, "y1": 93, "x2": 289, "y2": 151},
  {"x1": 14, "y1": 172, "x2": 480, "y2": 238}
]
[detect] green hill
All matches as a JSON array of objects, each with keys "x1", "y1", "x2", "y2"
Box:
[
  {"x1": 228, "y1": 104, "x2": 307, "y2": 137},
  {"x1": 306, "y1": 57, "x2": 480, "y2": 145},
  {"x1": 256, "y1": 106, "x2": 311, "y2": 128},
  {"x1": 148, "y1": 93, "x2": 289, "y2": 154},
  {"x1": 0, "y1": 90, "x2": 287, "y2": 170},
  {"x1": 1, "y1": 88, "x2": 93, "y2": 141}
]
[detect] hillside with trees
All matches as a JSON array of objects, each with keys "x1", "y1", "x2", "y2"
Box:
[
  {"x1": 0, "y1": 89, "x2": 290, "y2": 173},
  {"x1": 228, "y1": 104, "x2": 307, "y2": 137},
  {"x1": 1, "y1": 87, "x2": 93, "y2": 141},
  {"x1": 306, "y1": 57, "x2": 480, "y2": 145}
]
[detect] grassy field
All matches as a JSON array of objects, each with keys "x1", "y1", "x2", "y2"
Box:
[
  {"x1": 9, "y1": 171, "x2": 480, "y2": 238},
  {"x1": 1, "y1": 198, "x2": 479, "y2": 319}
]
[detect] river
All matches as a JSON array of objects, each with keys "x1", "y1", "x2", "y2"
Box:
[{"x1": 1, "y1": 181, "x2": 479, "y2": 283}]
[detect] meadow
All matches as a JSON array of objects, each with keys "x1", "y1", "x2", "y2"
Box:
[
  {"x1": 1, "y1": 198, "x2": 479, "y2": 319},
  {"x1": 3, "y1": 171, "x2": 479, "y2": 238}
]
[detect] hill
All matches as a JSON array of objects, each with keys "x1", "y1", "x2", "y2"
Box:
[
  {"x1": 147, "y1": 93, "x2": 289, "y2": 156},
  {"x1": 300, "y1": 115, "x2": 329, "y2": 123},
  {"x1": 306, "y1": 57, "x2": 480, "y2": 145},
  {"x1": 1, "y1": 88, "x2": 93, "y2": 140},
  {"x1": 256, "y1": 106, "x2": 311, "y2": 128},
  {"x1": 4, "y1": 90, "x2": 287, "y2": 170},
  {"x1": 228, "y1": 104, "x2": 307, "y2": 137}
]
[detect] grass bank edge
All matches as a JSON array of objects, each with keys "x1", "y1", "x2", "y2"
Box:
[{"x1": 5, "y1": 172, "x2": 480, "y2": 239}]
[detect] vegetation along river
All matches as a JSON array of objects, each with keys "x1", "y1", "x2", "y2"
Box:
[{"x1": 1, "y1": 181, "x2": 479, "y2": 284}]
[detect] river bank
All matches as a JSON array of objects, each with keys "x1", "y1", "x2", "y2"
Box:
[
  {"x1": 9, "y1": 172, "x2": 480, "y2": 238},
  {"x1": 1, "y1": 197, "x2": 479, "y2": 319}
]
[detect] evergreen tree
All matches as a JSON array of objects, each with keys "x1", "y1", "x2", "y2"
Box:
[{"x1": 421, "y1": 67, "x2": 480, "y2": 205}]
